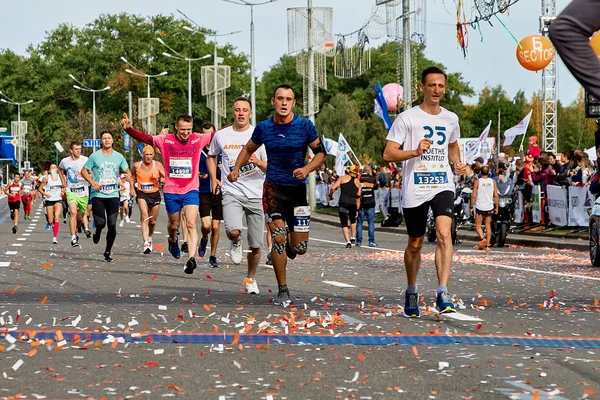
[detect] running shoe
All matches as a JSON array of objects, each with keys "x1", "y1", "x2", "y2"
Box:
[
  {"x1": 244, "y1": 277, "x2": 260, "y2": 294},
  {"x1": 477, "y1": 238, "x2": 487, "y2": 250},
  {"x1": 265, "y1": 252, "x2": 273, "y2": 265},
  {"x1": 273, "y1": 286, "x2": 293, "y2": 307},
  {"x1": 230, "y1": 239, "x2": 243, "y2": 264},
  {"x1": 345, "y1": 242, "x2": 352, "y2": 249},
  {"x1": 45, "y1": 223, "x2": 51, "y2": 231},
  {"x1": 12, "y1": 226, "x2": 17, "y2": 234},
  {"x1": 103, "y1": 251, "x2": 113, "y2": 263},
  {"x1": 403, "y1": 291, "x2": 420, "y2": 318},
  {"x1": 369, "y1": 242, "x2": 378, "y2": 247},
  {"x1": 52, "y1": 237, "x2": 58, "y2": 244},
  {"x1": 119, "y1": 220, "x2": 124, "y2": 228},
  {"x1": 92, "y1": 230, "x2": 101, "y2": 244},
  {"x1": 71, "y1": 236, "x2": 80, "y2": 247},
  {"x1": 184, "y1": 257, "x2": 197, "y2": 274},
  {"x1": 350, "y1": 237, "x2": 356, "y2": 245},
  {"x1": 285, "y1": 243, "x2": 297, "y2": 260},
  {"x1": 198, "y1": 237, "x2": 208, "y2": 258},
  {"x1": 208, "y1": 256, "x2": 220, "y2": 268},
  {"x1": 168, "y1": 238, "x2": 181, "y2": 259},
  {"x1": 436, "y1": 292, "x2": 456, "y2": 313},
  {"x1": 143, "y1": 241, "x2": 152, "y2": 254},
  {"x1": 181, "y1": 241, "x2": 189, "y2": 254},
  {"x1": 84, "y1": 229, "x2": 91, "y2": 238}
]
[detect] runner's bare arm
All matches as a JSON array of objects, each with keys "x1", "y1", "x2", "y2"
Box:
[
  {"x1": 81, "y1": 168, "x2": 100, "y2": 191},
  {"x1": 293, "y1": 137, "x2": 326, "y2": 180},
  {"x1": 124, "y1": 168, "x2": 135, "y2": 197},
  {"x1": 470, "y1": 179, "x2": 479, "y2": 215},
  {"x1": 206, "y1": 155, "x2": 222, "y2": 194},
  {"x1": 232, "y1": 139, "x2": 259, "y2": 175},
  {"x1": 383, "y1": 139, "x2": 431, "y2": 163},
  {"x1": 120, "y1": 113, "x2": 154, "y2": 145},
  {"x1": 448, "y1": 141, "x2": 466, "y2": 175}
]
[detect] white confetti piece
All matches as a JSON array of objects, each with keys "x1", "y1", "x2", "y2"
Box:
[
  {"x1": 128, "y1": 319, "x2": 139, "y2": 327},
  {"x1": 158, "y1": 305, "x2": 167, "y2": 310},
  {"x1": 233, "y1": 360, "x2": 241, "y2": 369},
  {"x1": 345, "y1": 371, "x2": 359, "y2": 383},
  {"x1": 154, "y1": 349, "x2": 164, "y2": 355},
  {"x1": 439, "y1": 362, "x2": 449, "y2": 370},
  {"x1": 11, "y1": 359, "x2": 23, "y2": 371},
  {"x1": 5, "y1": 334, "x2": 16, "y2": 344},
  {"x1": 56, "y1": 340, "x2": 67, "y2": 347}
]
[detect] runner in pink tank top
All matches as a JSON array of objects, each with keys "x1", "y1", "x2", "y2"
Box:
[{"x1": 121, "y1": 113, "x2": 212, "y2": 275}]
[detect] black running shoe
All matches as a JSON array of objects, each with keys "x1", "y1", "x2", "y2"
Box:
[
  {"x1": 93, "y1": 230, "x2": 101, "y2": 244},
  {"x1": 274, "y1": 286, "x2": 293, "y2": 307},
  {"x1": 71, "y1": 236, "x2": 80, "y2": 247},
  {"x1": 198, "y1": 237, "x2": 208, "y2": 258},
  {"x1": 285, "y1": 243, "x2": 297, "y2": 260},
  {"x1": 168, "y1": 238, "x2": 181, "y2": 259},
  {"x1": 181, "y1": 241, "x2": 189, "y2": 253},
  {"x1": 84, "y1": 229, "x2": 91, "y2": 239},
  {"x1": 103, "y1": 252, "x2": 113, "y2": 262},
  {"x1": 208, "y1": 256, "x2": 220, "y2": 268},
  {"x1": 184, "y1": 257, "x2": 197, "y2": 274},
  {"x1": 11, "y1": 226, "x2": 17, "y2": 234}
]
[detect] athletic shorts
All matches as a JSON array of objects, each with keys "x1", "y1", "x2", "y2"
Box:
[
  {"x1": 222, "y1": 192, "x2": 264, "y2": 249},
  {"x1": 199, "y1": 192, "x2": 223, "y2": 220},
  {"x1": 138, "y1": 191, "x2": 162, "y2": 209},
  {"x1": 44, "y1": 200, "x2": 62, "y2": 208},
  {"x1": 338, "y1": 203, "x2": 357, "y2": 227},
  {"x1": 163, "y1": 190, "x2": 199, "y2": 215},
  {"x1": 263, "y1": 181, "x2": 308, "y2": 233},
  {"x1": 66, "y1": 192, "x2": 89, "y2": 214},
  {"x1": 403, "y1": 190, "x2": 454, "y2": 238},
  {"x1": 8, "y1": 201, "x2": 20, "y2": 212},
  {"x1": 476, "y1": 208, "x2": 494, "y2": 217}
]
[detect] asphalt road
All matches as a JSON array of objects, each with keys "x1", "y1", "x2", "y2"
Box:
[{"x1": 0, "y1": 199, "x2": 599, "y2": 400}]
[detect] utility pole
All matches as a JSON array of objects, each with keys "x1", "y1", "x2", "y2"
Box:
[
  {"x1": 306, "y1": 0, "x2": 316, "y2": 210},
  {"x1": 540, "y1": 0, "x2": 557, "y2": 152},
  {"x1": 402, "y1": 0, "x2": 412, "y2": 109}
]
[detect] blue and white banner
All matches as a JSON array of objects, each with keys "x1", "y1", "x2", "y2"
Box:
[
  {"x1": 0, "y1": 137, "x2": 18, "y2": 166},
  {"x1": 546, "y1": 185, "x2": 568, "y2": 227}
]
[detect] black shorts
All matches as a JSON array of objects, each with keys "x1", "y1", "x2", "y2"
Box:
[
  {"x1": 263, "y1": 181, "x2": 307, "y2": 232},
  {"x1": 199, "y1": 192, "x2": 223, "y2": 220},
  {"x1": 476, "y1": 208, "x2": 493, "y2": 217},
  {"x1": 137, "y1": 191, "x2": 162, "y2": 208},
  {"x1": 8, "y1": 201, "x2": 20, "y2": 212},
  {"x1": 338, "y1": 203, "x2": 357, "y2": 227},
  {"x1": 44, "y1": 200, "x2": 62, "y2": 208},
  {"x1": 403, "y1": 191, "x2": 454, "y2": 238}
]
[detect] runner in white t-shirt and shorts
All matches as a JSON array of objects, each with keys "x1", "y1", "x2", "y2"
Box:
[
  {"x1": 208, "y1": 97, "x2": 267, "y2": 295},
  {"x1": 384, "y1": 66, "x2": 466, "y2": 319}
]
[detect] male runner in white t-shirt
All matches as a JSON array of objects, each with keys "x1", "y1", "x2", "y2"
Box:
[
  {"x1": 208, "y1": 97, "x2": 267, "y2": 294},
  {"x1": 383, "y1": 66, "x2": 466, "y2": 318}
]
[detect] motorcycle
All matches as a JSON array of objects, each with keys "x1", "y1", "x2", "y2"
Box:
[
  {"x1": 427, "y1": 186, "x2": 468, "y2": 245},
  {"x1": 489, "y1": 184, "x2": 517, "y2": 248}
]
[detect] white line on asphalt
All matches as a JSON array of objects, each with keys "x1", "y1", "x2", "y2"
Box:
[
  {"x1": 311, "y1": 237, "x2": 403, "y2": 253},
  {"x1": 11, "y1": 244, "x2": 22, "y2": 247},
  {"x1": 25, "y1": 230, "x2": 32, "y2": 233},
  {"x1": 0, "y1": 262, "x2": 10, "y2": 267},
  {"x1": 322, "y1": 280, "x2": 356, "y2": 288},
  {"x1": 22, "y1": 234, "x2": 30, "y2": 236},
  {"x1": 5, "y1": 251, "x2": 17, "y2": 255},
  {"x1": 16, "y1": 238, "x2": 26, "y2": 241}
]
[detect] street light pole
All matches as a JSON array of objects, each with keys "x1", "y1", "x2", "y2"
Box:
[
  {"x1": 0, "y1": 93, "x2": 34, "y2": 172},
  {"x1": 188, "y1": 59, "x2": 192, "y2": 115},
  {"x1": 69, "y1": 74, "x2": 110, "y2": 152}
]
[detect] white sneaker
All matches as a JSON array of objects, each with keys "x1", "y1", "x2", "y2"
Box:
[
  {"x1": 230, "y1": 239, "x2": 243, "y2": 265},
  {"x1": 244, "y1": 277, "x2": 259, "y2": 294},
  {"x1": 119, "y1": 220, "x2": 124, "y2": 228},
  {"x1": 126, "y1": 216, "x2": 131, "y2": 223},
  {"x1": 52, "y1": 237, "x2": 58, "y2": 244},
  {"x1": 143, "y1": 241, "x2": 152, "y2": 254}
]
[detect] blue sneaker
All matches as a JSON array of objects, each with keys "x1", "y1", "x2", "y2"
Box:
[
  {"x1": 45, "y1": 223, "x2": 51, "y2": 231},
  {"x1": 198, "y1": 236, "x2": 208, "y2": 258},
  {"x1": 436, "y1": 292, "x2": 456, "y2": 313},
  {"x1": 403, "y1": 292, "x2": 420, "y2": 318},
  {"x1": 168, "y1": 238, "x2": 181, "y2": 259}
]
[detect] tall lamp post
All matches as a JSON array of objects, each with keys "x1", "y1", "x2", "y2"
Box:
[
  {"x1": 220, "y1": 0, "x2": 278, "y2": 126},
  {"x1": 69, "y1": 75, "x2": 110, "y2": 152},
  {"x1": 0, "y1": 91, "x2": 34, "y2": 172},
  {"x1": 120, "y1": 57, "x2": 168, "y2": 133},
  {"x1": 183, "y1": 26, "x2": 240, "y2": 129},
  {"x1": 156, "y1": 38, "x2": 211, "y2": 116}
]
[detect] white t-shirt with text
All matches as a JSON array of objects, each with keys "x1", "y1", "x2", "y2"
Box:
[
  {"x1": 209, "y1": 125, "x2": 267, "y2": 199},
  {"x1": 59, "y1": 156, "x2": 89, "y2": 198},
  {"x1": 386, "y1": 106, "x2": 460, "y2": 208}
]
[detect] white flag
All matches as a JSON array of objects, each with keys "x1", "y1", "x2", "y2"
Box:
[
  {"x1": 465, "y1": 120, "x2": 492, "y2": 164},
  {"x1": 323, "y1": 138, "x2": 338, "y2": 156},
  {"x1": 335, "y1": 133, "x2": 351, "y2": 176},
  {"x1": 503, "y1": 110, "x2": 533, "y2": 146}
]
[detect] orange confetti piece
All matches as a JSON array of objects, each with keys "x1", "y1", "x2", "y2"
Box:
[
  {"x1": 585, "y1": 390, "x2": 596, "y2": 395},
  {"x1": 231, "y1": 334, "x2": 240, "y2": 346},
  {"x1": 412, "y1": 346, "x2": 419, "y2": 360},
  {"x1": 11, "y1": 286, "x2": 21, "y2": 295},
  {"x1": 43, "y1": 263, "x2": 52, "y2": 269},
  {"x1": 203, "y1": 304, "x2": 212, "y2": 312},
  {"x1": 532, "y1": 390, "x2": 539, "y2": 400},
  {"x1": 358, "y1": 353, "x2": 365, "y2": 362},
  {"x1": 80, "y1": 264, "x2": 89, "y2": 269},
  {"x1": 56, "y1": 331, "x2": 64, "y2": 341},
  {"x1": 27, "y1": 349, "x2": 37, "y2": 358},
  {"x1": 153, "y1": 244, "x2": 164, "y2": 252},
  {"x1": 40, "y1": 296, "x2": 48, "y2": 305},
  {"x1": 0, "y1": 345, "x2": 5, "y2": 352},
  {"x1": 151, "y1": 275, "x2": 158, "y2": 280},
  {"x1": 168, "y1": 385, "x2": 183, "y2": 393}
]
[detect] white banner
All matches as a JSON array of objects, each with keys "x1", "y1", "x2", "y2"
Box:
[
  {"x1": 458, "y1": 138, "x2": 495, "y2": 165},
  {"x1": 465, "y1": 120, "x2": 492, "y2": 164},
  {"x1": 503, "y1": 110, "x2": 532, "y2": 146},
  {"x1": 514, "y1": 190, "x2": 524, "y2": 224},
  {"x1": 546, "y1": 185, "x2": 568, "y2": 227},
  {"x1": 323, "y1": 138, "x2": 338, "y2": 156},
  {"x1": 532, "y1": 185, "x2": 542, "y2": 224},
  {"x1": 335, "y1": 133, "x2": 352, "y2": 176},
  {"x1": 568, "y1": 186, "x2": 593, "y2": 227}
]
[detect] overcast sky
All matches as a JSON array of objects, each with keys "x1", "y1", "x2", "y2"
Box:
[{"x1": 0, "y1": 0, "x2": 579, "y2": 105}]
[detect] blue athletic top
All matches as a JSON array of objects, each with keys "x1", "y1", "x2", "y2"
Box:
[
  {"x1": 199, "y1": 149, "x2": 221, "y2": 194},
  {"x1": 251, "y1": 114, "x2": 318, "y2": 186}
]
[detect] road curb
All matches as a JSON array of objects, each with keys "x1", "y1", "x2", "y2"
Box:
[{"x1": 311, "y1": 214, "x2": 589, "y2": 252}]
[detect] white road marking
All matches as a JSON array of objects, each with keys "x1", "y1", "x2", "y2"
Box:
[
  {"x1": 5, "y1": 251, "x2": 17, "y2": 255},
  {"x1": 0, "y1": 262, "x2": 10, "y2": 267},
  {"x1": 16, "y1": 238, "x2": 26, "y2": 241},
  {"x1": 311, "y1": 237, "x2": 403, "y2": 253},
  {"x1": 22, "y1": 234, "x2": 30, "y2": 236},
  {"x1": 11, "y1": 244, "x2": 22, "y2": 247},
  {"x1": 322, "y1": 280, "x2": 356, "y2": 288}
]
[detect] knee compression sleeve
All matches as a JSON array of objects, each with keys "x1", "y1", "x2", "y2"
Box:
[
  {"x1": 293, "y1": 240, "x2": 308, "y2": 254},
  {"x1": 271, "y1": 227, "x2": 287, "y2": 254}
]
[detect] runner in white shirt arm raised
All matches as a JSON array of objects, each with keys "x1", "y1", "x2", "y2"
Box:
[
  {"x1": 208, "y1": 97, "x2": 267, "y2": 295},
  {"x1": 383, "y1": 66, "x2": 466, "y2": 318}
]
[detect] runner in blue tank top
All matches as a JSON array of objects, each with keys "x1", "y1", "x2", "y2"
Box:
[{"x1": 229, "y1": 84, "x2": 326, "y2": 307}]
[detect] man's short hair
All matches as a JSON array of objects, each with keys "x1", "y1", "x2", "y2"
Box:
[
  {"x1": 273, "y1": 84, "x2": 296, "y2": 99},
  {"x1": 70, "y1": 141, "x2": 81, "y2": 149},
  {"x1": 202, "y1": 122, "x2": 216, "y2": 132},
  {"x1": 176, "y1": 114, "x2": 193, "y2": 125},
  {"x1": 99, "y1": 129, "x2": 113, "y2": 138},
  {"x1": 233, "y1": 96, "x2": 252, "y2": 109},
  {"x1": 421, "y1": 66, "x2": 447, "y2": 84}
]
